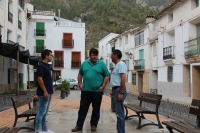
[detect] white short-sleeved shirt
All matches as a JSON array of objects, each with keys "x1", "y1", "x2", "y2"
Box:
[{"x1": 110, "y1": 61, "x2": 127, "y2": 87}]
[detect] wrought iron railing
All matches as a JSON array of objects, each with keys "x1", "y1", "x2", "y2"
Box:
[
  {"x1": 184, "y1": 37, "x2": 200, "y2": 56},
  {"x1": 34, "y1": 29, "x2": 46, "y2": 36},
  {"x1": 163, "y1": 46, "x2": 175, "y2": 60},
  {"x1": 54, "y1": 60, "x2": 64, "y2": 67},
  {"x1": 34, "y1": 46, "x2": 46, "y2": 53},
  {"x1": 62, "y1": 39, "x2": 74, "y2": 48},
  {"x1": 71, "y1": 61, "x2": 81, "y2": 68},
  {"x1": 8, "y1": 12, "x2": 13, "y2": 23},
  {"x1": 134, "y1": 59, "x2": 145, "y2": 70},
  {"x1": 18, "y1": 20, "x2": 22, "y2": 30}
]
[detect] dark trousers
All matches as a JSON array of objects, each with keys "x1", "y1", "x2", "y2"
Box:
[{"x1": 76, "y1": 91, "x2": 103, "y2": 128}]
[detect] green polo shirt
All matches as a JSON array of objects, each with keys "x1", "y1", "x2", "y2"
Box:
[{"x1": 79, "y1": 59, "x2": 109, "y2": 92}]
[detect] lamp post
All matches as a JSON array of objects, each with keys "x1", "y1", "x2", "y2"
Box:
[{"x1": 0, "y1": 24, "x2": 3, "y2": 43}]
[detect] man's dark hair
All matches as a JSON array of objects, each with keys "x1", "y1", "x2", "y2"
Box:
[
  {"x1": 41, "y1": 49, "x2": 52, "y2": 59},
  {"x1": 89, "y1": 48, "x2": 98, "y2": 56},
  {"x1": 113, "y1": 49, "x2": 122, "y2": 59}
]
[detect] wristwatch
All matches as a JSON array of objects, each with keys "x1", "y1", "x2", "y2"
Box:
[{"x1": 118, "y1": 92, "x2": 124, "y2": 95}]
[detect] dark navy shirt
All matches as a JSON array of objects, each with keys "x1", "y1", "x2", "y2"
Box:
[{"x1": 36, "y1": 61, "x2": 53, "y2": 96}]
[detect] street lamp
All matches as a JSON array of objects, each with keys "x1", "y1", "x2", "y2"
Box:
[
  {"x1": 0, "y1": 24, "x2": 3, "y2": 43},
  {"x1": 129, "y1": 52, "x2": 133, "y2": 59}
]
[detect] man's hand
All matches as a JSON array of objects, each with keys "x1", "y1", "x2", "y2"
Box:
[
  {"x1": 78, "y1": 84, "x2": 83, "y2": 90},
  {"x1": 118, "y1": 93, "x2": 123, "y2": 101},
  {"x1": 98, "y1": 86, "x2": 104, "y2": 92},
  {"x1": 44, "y1": 91, "x2": 48, "y2": 99}
]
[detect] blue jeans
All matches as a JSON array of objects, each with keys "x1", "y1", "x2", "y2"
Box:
[
  {"x1": 112, "y1": 87, "x2": 127, "y2": 133},
  {"x1": 35, "y1": 94, "x2": 52, "y2": 132}
]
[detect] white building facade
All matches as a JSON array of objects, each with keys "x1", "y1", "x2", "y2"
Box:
[
  {"x1": 152, "y1": 0, "x2": 200, "y2": 103},
  {"x1": 27, "y1": 6, "x2": 85, "y2": 84},
  {"x1": 0, "y1": 0, "x2": 29, "y2": 93}
]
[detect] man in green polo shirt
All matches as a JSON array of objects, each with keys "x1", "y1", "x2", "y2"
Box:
[{"x1": 71, "y1": 48, "x2": 109, "y2": 132}]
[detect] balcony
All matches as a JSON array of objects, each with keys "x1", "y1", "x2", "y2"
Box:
[
  {"x1": 8, "y1": 12, "x2": 13, "y2": 23},
  {"x1": 134, "y1": 59, "x2": 145, "y2": 70},
  {"x1": 62, "y1": 39, "x2": 74, "y2": 48},
  {"x1": 18, "y1": 20, "x2": 22, "y2": 30},
  {"x1": 34, "y1": 46, "x2": 46, "y2": 53},
  {"x1": 109, "y1": 62, "x2": 115, "y2": 69},
  {"x1": 34, "y1": 29, "x2": 46, "y2": 36},
  {"x1": 163, "y1": 46, "x2": 175, "y2": 60},
  {"x1": 184, "y1": 37, "x2": 200, "y2": 63},
  {"x1": 71, "y1": 61, "x2": 81, "y2": 68},
  {"x1": 54, "y1": 60, "x2": 64, "y2": 67},
  {"x1": 122, "y1": 60, "x2": 129, "y2": 70}
]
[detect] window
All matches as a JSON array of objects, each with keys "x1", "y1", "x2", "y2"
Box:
[
  {"x1": 18, "y1": 0, "x2": 24, "y2": 9},
  {"x1": 8, "y1": 3, "x2": 13, "y2": 23},
  {"x1": 167, "y1": 66, "x2": 173, "y2": 82},
  {"x1": 35, "y1": 22, "x2": 45, "y2": 36},
  {"x1": 106, "y1": 60, "x2": 108, "y2": 66},
  {"x1": 18, "y1": 11, "x2": 22, "y2": 30},
  {"x1": 119, "y1": 38, "x2": 122, "y2": 46},
  {"x1": 196, "y1": 0, "x2": 199, "y2": 7},
  {"x1": 106, "y1": 44, "x2": 108, "y2": 51},
  {"x1": 132, "y1": 74, "x2": 136, "y2": 85},
  {"x1": 168, "y1": 14, "x2": 173, "y2": 23},
  {"x1": 71, "y1": 52, "x2": 81, "y2": 68},
  {"x1": 63, "y1": 33, "x2": 73, "y2": 48},
  {"x1": 102, "y1": 46, "x2": 104, "y2": 52},
  {"x1": 35, "y1": 40, "x2": 45, "y2": 53},
  {"x1": 135, "y1": 31, "x2": 144, "y2": 46},
  {"x1": 54, "y1": 51, "x2": 64, "y2": 67}
]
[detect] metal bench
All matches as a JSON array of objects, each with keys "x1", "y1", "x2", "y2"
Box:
[
  {"x1": 11, "y1": 95, "x2": 38, "y2": 131},
  {"x1": 124, "y1": 92, "x2": 163, "y2": 129},
  {"x1": 162, "y1": 99, "x2": 200, "y2": 133},
  {"x1": 0, "y1": 127, "x2": 20, "y2": 133}
]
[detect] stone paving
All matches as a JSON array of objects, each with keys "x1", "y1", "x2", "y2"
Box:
[{"x1": 0, "y1": 89, "x2": 179, "y2": 133}]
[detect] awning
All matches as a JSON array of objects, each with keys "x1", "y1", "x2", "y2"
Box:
[{"x1": 0, "y1": 42, "x2": 40, "y2": 66}]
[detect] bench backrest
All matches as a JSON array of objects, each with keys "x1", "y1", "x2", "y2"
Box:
[
  {"x1": 11, "y1": 95, "x2": 32, "y2": 108},
  {"x1": 189, "y1": 99, "x2": 200, "y2": 116},
  {"x1": 138, "y1": 92, "x2": 162, "y2": 106}
]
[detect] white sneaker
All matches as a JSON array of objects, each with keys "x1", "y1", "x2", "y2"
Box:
[
  {"x1": 42, "y1": 129, "x2": 55, "y2": 133},
  {"x1": 110, "y1": 131, "x2": 118, "y2": 133}
]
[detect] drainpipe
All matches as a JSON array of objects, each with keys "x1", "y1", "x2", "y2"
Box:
[{"x1": 58, "y1": 9, "x2": 60, "y2": 21}]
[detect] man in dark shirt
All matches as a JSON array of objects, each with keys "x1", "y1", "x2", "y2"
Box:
[{"x1": 34, "y1": 49, "x2": 54, "y2": 133}]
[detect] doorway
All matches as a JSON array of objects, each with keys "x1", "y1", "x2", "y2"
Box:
[
  {"x1": 8, "y1": 68, "x2": 15, "y2": 90},
  {"x1": 192, "y1": 66, "x2": 200, "y2": 99},
  {"x1": 138, "y1": 73, "x2": 143, "y2": 92}
]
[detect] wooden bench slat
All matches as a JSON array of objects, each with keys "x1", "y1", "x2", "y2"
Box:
[
  {"x1": 189, "y1": 107, "x2": 200, "y2": 116},
  {"x1": 138, "y1": 97, "x2": 160, "y2": 105},
  {"x1": 172, "y1": 121, "x2": 200, "y2": 132},
  {"x1": 0, "y1": 127, "x2": 9, "y2": 133},
  {"x1": 191, "y1": 99, "x2": 200, "y2": 107},
  {"x1": 0, "y1": 127, "x2": 20, "y2": 133},
  {"x1": 19, "y1": 106, "x2": 38, "y2": 117},
  {"x1": 127, "y1": 104, "x2": 153, "y2": 112},
  {"x1": 139, "y1": 93, "x2": 162, "y2": 100}
]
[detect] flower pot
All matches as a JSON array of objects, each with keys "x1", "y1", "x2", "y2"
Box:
[
  {"x1": 61, "y1": 91, "x2": 66, "y2": 99},
  {"x1": 33, "y1": 100, "x2": 39, "y2": 107}
]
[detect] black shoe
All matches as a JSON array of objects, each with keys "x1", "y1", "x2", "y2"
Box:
[
  {"x1": 91, "y1": 125, "x2": 96, "y2": 131},
  {"x1": 71, "y1": 126, "x2": 82, "y2": 132}
]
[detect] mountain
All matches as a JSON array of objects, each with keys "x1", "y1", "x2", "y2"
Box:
[{"x1": 30, "y1": 0, "x2": 173, "y2": 49}]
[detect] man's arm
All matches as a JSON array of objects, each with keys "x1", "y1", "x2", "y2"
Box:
[
  {"x1": 99, "y1": 76, "x2": 109, "y2": 92},
  {"x1": 37, "y1": 76, "x2": 48, "y2": 99},
  {"x1": 78, "y1": 73, "x2": 83, "y2": 90},
  {"x1": 119, "y1": 73, "x2": 126, "y2": 93}
]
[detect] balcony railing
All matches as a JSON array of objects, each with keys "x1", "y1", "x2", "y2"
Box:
[
  {"x1": 34, "y1": 29, "x2": 46, "y2": 36},
  {"x1": 134, "y1": 59, "x2": 145, "y2": 70},
  {"x1": 34, "y1": 46, "x2": 46, "y2": 53},
  {"x1": 18, "y1": 20, "x2": 22, "y2": 30},
  {"x1": 54, "y1": 60, "x2": 64, "y2": 67},
  {"x1": 163, "y1": 46, "x2": 175, "y2": 60},
  {"x1": 122, "y1": 60, "x2": 129, "y2": 70},
  {"x1": 71, "y1": 61, "x2": 81, "y2": 68},
  {"x1": 184, "y1": 37, "x2": 200, "y2": 56},
  {"x1": 62, "y1": 39, "x2": 74, "y2": 48},
  {"x1": 8, "y1": 12, "x2": 13, "y2": 23}
]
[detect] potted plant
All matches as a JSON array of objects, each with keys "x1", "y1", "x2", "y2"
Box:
[
  {"x1": 58, "y1": 80, "x2": 70, "y2": 99},
  {"x1": 32, "y1": 94, "x2": 39, "y2": 107}
]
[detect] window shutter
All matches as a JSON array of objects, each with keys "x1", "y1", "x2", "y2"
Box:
[{"x1": 196, "y1": 0, "x2": 199, "y2": 7}]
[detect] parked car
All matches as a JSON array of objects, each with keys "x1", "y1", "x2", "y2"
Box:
[{"x1": 53, "y1": 78, "x2": 78, "y2": 89}]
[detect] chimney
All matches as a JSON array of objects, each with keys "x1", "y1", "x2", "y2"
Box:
[
  {"x1": 58, "y1": 9, "x2": 60, "y2": 21},
  {"x1": 146, "y1": 15, "x2": 155, "y2": 24}
]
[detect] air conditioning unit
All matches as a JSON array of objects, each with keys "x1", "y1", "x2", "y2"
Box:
[{"x1": 150, "y1": 89, "x2": 157, "y2": 94}]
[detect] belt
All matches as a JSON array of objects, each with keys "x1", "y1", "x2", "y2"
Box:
[{"x1": 112, "y1": 86, "x2": 120, "y2": 90}]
